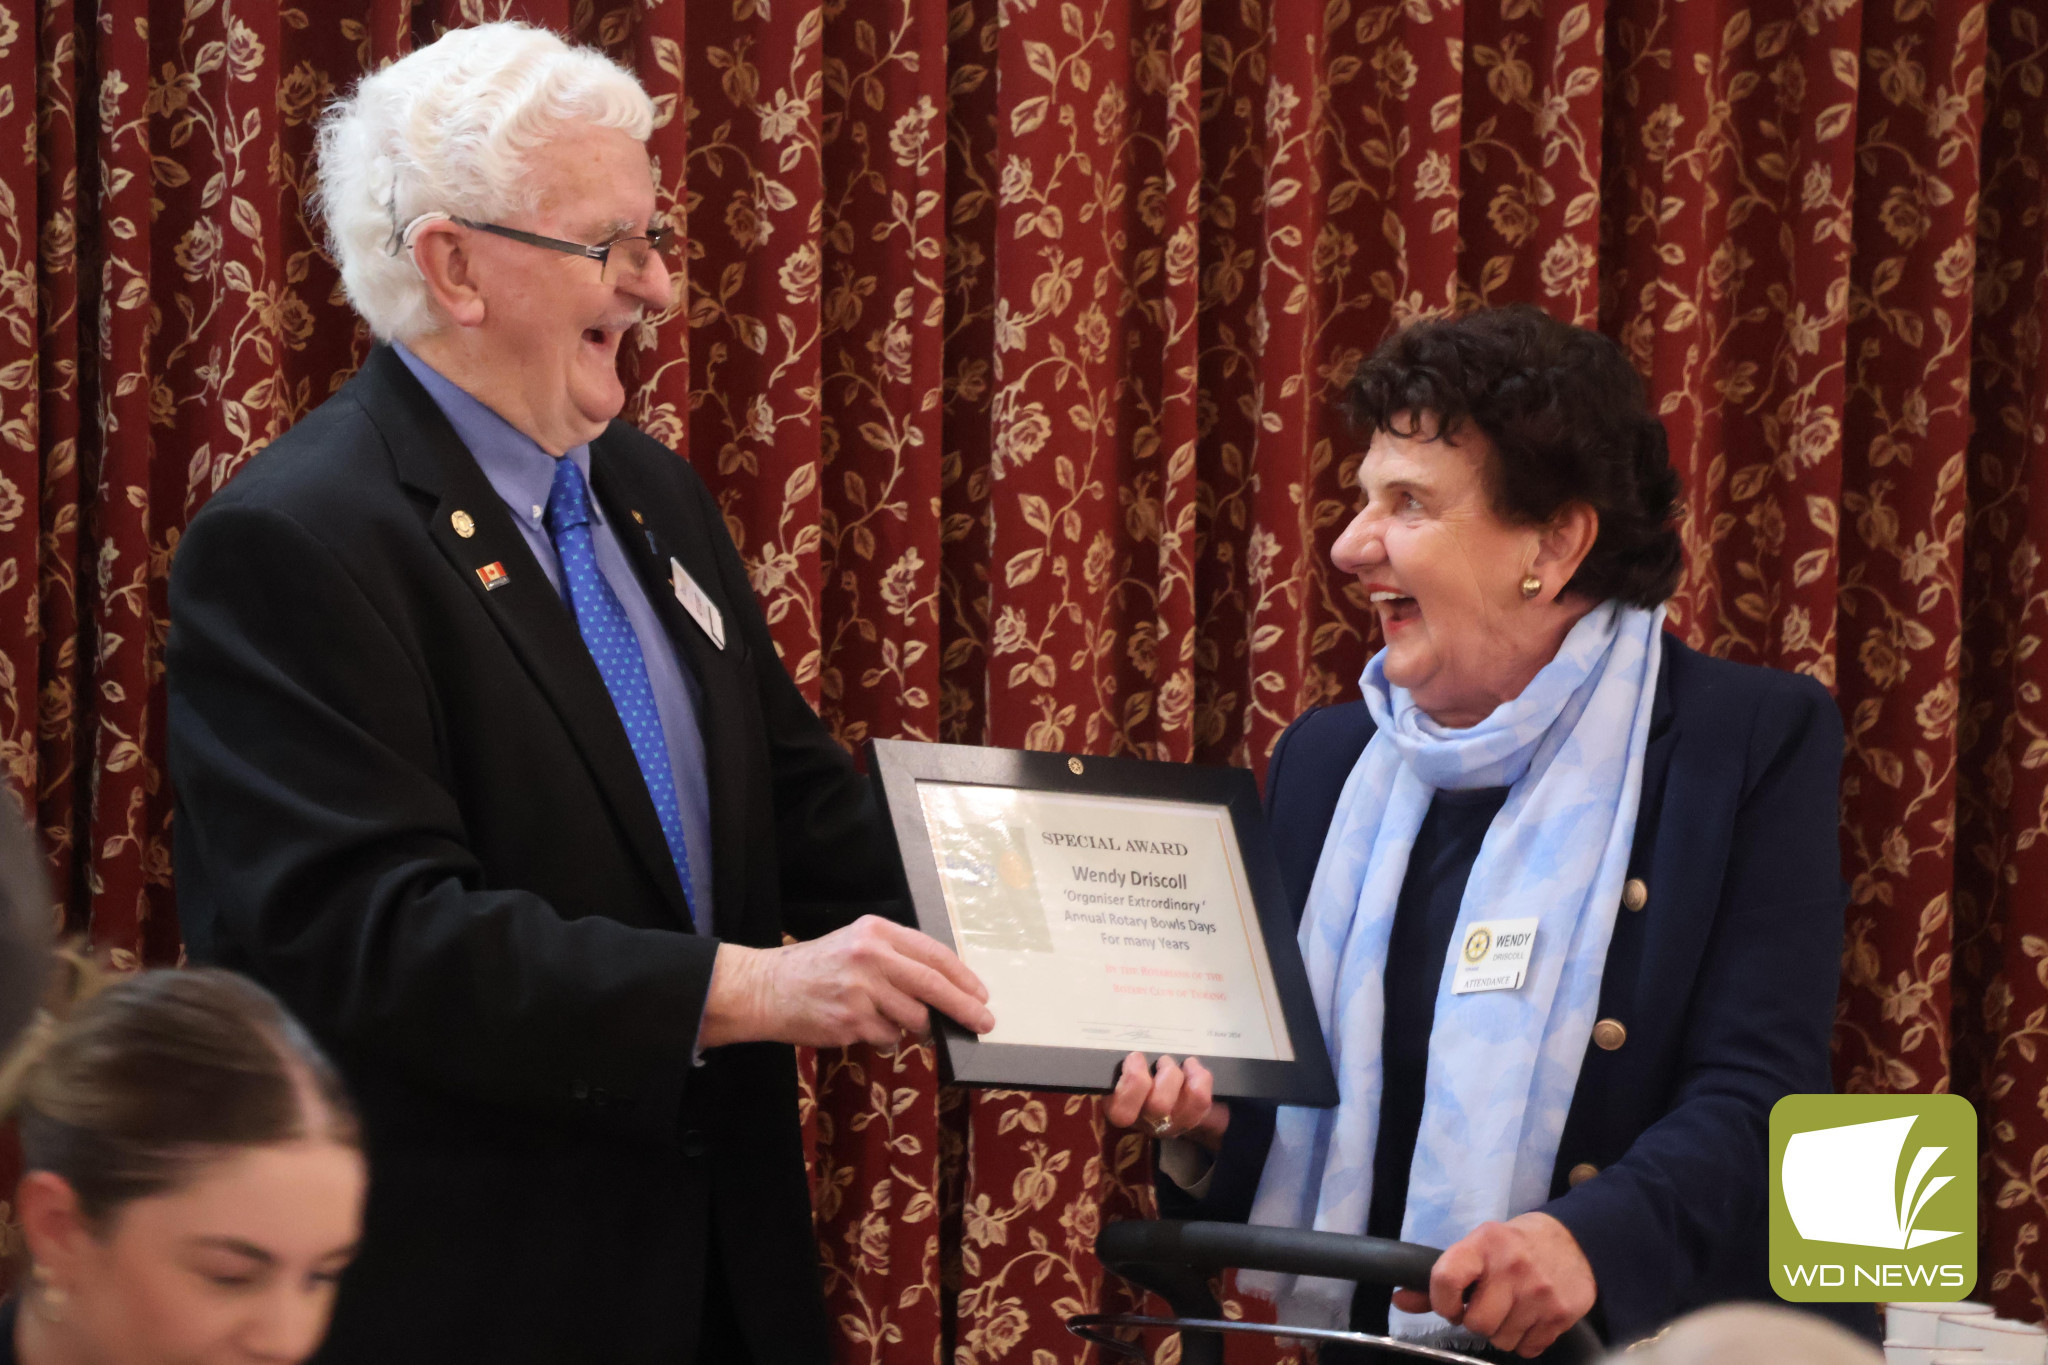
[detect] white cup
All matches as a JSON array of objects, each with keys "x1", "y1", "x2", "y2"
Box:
[
  {"x1": 1890, "y1": 1304, "x2": 1994, "y2": 1346},
  {"x1": 1887, "y1": 1348, "x2": 1981, "y2": 1365},
  {"x1": 1937, "y1": 1317, "x2": 2047, "y2": 1364}
]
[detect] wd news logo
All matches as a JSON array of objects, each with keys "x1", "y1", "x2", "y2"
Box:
[{"x1": 1770, "y1": 1094, "x2": 1977, "y2": 1301}]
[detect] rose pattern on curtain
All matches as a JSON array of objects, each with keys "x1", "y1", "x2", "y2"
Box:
[{"x1": 1, "y1": 0, "x2": 2045, "y2": 1357}]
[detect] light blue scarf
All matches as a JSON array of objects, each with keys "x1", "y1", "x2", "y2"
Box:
[{"x1": 1242, "y1": 602, "x2": 1665, "y2": 1335}]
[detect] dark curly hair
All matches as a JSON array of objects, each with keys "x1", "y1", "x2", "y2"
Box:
[{"x1": 1347, "y1": 305, "x2": 1683, "y2": 608}]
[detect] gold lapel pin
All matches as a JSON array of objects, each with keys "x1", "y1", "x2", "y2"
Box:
[
  {"x1": 631, "y1": 510, "x2": 645, "y2": 524},
  {"x1": 451, "y1": 510, "x2": 476, "y2": 539}
]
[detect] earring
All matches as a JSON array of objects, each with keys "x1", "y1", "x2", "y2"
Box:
[
  {"x1": 30, "y1": 1264, "x2": 68, "y2": 1322},
  {"x1": 1520, "y1": 575, "x2": 1542, "y2": 599}
]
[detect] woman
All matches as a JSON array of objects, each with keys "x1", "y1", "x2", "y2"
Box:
[
  {"x1": 1107, "y1": 306, "x2": 1873, "y2": 1357},
  {"x1": 1, "y1": 966, "x2": 367, "y2": 1365}
]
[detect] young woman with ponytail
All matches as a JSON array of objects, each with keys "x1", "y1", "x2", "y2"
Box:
[{"x1": 1, "y1": 965, "x2": 366, "y2": 1365}]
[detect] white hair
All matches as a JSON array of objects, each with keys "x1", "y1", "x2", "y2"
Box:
[
  {"x1": 314, "y1": 22, "x2": 655, "y2": 342},
  {"x1": 1615, "y1": 1305, "x2": 1884, "y2": 1365}
]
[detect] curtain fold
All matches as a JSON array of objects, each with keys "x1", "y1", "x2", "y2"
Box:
[{"x1": 2, "y1": 0, "x2": 2045, "y2": 1355}]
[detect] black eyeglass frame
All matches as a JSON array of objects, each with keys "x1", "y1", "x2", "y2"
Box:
[{"x1": 448, "y1": 216, "x2": 676, "y2": 276}]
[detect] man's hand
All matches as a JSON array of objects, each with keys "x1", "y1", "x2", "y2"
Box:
[
  {"x1": 1389, "y1": 1211, "x2": 1595, "y2": 1358},
  {"x1": 699, "y1": 915, "x2": 995, "y2": 1049}
]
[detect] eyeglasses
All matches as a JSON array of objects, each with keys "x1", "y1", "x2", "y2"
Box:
[{"x1": 450, "y1": 217, "x2": 679, "y2": 285}]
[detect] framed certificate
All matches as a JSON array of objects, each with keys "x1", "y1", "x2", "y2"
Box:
[{"x1": 866, "y1": 739, "x2": 1338, "y2": 1107}]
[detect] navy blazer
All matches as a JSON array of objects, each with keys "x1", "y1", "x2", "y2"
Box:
[{"x1": 1165, "y1": 631, "x2": 1879, "y2": 1344}]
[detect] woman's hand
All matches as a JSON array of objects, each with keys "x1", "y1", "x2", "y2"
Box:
[
  {"x1": 1390, "y1": 1210, "x2": 1595, "y2": 1358},
  {"x1": 1103, "y1": 1052, "x2": 1231, "y2": 1153}
]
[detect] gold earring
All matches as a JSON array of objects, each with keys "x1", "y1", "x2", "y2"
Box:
[
  {"x1": 1520, "y1": 575, "x2": 1542, "y2": 599},
  {"x1": 31, "y1": 1264, "x2": 68, "y2": 1322}
]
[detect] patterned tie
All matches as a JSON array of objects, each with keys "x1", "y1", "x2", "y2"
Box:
[{"x1": 544, "y1": 455, "x2": 696, "y2": 922}]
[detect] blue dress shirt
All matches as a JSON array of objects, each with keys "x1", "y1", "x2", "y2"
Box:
[{"x1": 394, "y1": 343, "x2": 715, "y2": 930}]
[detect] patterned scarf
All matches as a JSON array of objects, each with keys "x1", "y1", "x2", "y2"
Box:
[{"x1": 1242, "y1": 602, "x2": 1665, "y2": 1335}]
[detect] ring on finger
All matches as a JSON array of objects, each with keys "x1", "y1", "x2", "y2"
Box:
[{"x1": 1150, "y1": 1117, "x2": 1177, "y2": 1139}]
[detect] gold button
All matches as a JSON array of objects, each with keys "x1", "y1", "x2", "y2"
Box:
[
  {"x1": 451, "y1": 509, "x2": 475, "y2": 539},
  {"x1": 1568, "y1": 1162, "x2": 1599, "y2": 1187},
  {"x1": 1622, "y1": 878, "x2": 1648, "y2": 912},
  {"x1": 1067, "y1": 757, "x2": 1084, "y2": 775},
  {"x1": 1593, "y1": 1018, "x2": 1627, "y2": 1051}
]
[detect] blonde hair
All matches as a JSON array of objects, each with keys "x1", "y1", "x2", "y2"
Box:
[
  {"x1": 0, "y1": 962, "x2": 360, "y2": 1227},
  {"x1": 313, "y1": 21, "x2": 655, "y2": 342}
]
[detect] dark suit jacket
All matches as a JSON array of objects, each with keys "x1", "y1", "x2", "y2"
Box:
[
  {"x1": 168, "y1": 346, "x2": 898, "y2": 1364},
  {"x1": 1164, "y1": 632, "x2": 1880, "y2": 1345}
]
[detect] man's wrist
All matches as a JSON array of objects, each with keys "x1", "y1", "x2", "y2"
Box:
[{"x1": 700, "y1": 941, "x2": 768, "y2": 1049}]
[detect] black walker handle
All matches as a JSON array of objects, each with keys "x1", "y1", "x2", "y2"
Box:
[{"x1": 1096, "y1": 1220, "x2": 1605, "y2": 1364}]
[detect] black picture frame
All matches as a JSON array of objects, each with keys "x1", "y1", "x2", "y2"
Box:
[{"x1": 865, "y1": 737, "x2": 1338, "y2": 1107}]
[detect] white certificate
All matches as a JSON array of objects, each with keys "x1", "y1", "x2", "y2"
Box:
[{"x1": 915, "y1": 781, "x2": 1294, "y2": 1061}]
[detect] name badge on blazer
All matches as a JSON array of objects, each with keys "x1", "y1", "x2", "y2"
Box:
[
  {"x1": 1451, "y1": 917, "x2": 1539, "y2": 995},
  {"x1": 670, "y1": 557, "x2": 727, "y2": 650}
]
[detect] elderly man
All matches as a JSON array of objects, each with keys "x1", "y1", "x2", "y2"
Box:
[{"x1": 166, "y1": 23, "x2": 991, "y2": 1365}]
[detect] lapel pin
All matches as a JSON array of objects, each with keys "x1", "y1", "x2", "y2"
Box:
[
  {"x1": 475, "y1": 561, "x2": 510, "y2": 591},
  {"x1": 451, "y1": 510, "x2": 476, "y2": 538},
  {"x1": 631, "y1": 510, "x2": 645, "y2": 524}
]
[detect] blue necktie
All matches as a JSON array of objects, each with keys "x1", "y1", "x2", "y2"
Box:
[{"x1": 545, "y1": 456, "x2": 697, "y2": 922}]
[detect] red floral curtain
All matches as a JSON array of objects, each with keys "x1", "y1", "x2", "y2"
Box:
[{"x1": 3, "y1": 0, "x2": 2047, "y2": 1355}]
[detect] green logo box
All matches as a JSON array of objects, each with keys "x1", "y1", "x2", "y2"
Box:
[{"x1": 1770, "y1": 1093, "x2": 1978, "y2": 1302}]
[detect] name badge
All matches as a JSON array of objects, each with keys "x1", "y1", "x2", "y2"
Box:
[
  {"x1": 1451, "y1": 917, "x2": 1538, "y2": 995},
  {"x1": 670, "y1": 557, "x2": 727, "y2": 650}
]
